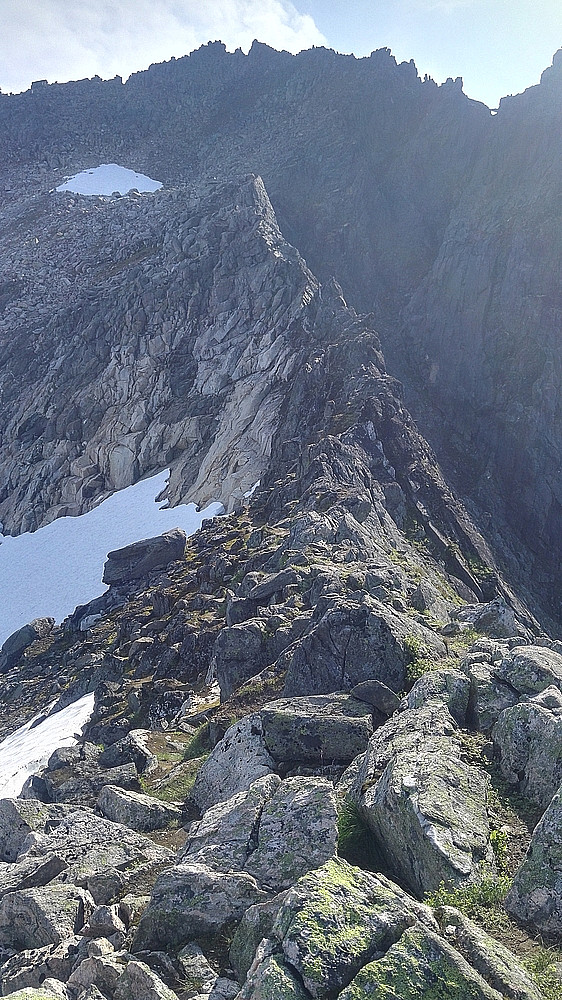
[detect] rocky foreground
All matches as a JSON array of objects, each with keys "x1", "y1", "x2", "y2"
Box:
[{"x1": 0, "y1": 407, "x2": 561, "y2": 1000}]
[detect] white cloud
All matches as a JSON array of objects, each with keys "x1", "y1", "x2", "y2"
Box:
[{"x1": 0, "y1": 0, "x2": 326, "y2": 93}]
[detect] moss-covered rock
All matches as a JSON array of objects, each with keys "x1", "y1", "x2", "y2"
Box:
[
  {"x1": 260, "y1": 694, "x2": 374, "y2": 765},
  {"x1": 338, "y1": 923, "x2": 503, "y2": 999},
  {"x1": 492, "y1": 686, "x2": 562, "y2": 811},
  {"x1": 505, "y1": 781, "x2": 562, "y2": 937},
  {"x1": 272, "y1": 858, "x2": 437, "y2": 998},
  {"x1": 236, "y1": 952, "x2": 310, "y2": 1000}
]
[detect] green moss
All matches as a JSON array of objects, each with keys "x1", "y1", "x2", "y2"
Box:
[
  {"x1": 521, "y1": 948, "x2": 562, "y2": 1000},
  {"x1": 337, "y1": 800, "x2": 383, "y2": 872},
  {"x1": 425, "y1": 874, "x2": 513, "y2": 935}
]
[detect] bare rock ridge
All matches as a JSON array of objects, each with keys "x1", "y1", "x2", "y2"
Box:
[{"x1": 1, "y1": 42, "x2": 561, "y2": 620}]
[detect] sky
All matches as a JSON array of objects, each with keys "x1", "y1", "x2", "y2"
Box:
[{"x1": 0, "y1": 1, "x2": 560, "y2": 109}]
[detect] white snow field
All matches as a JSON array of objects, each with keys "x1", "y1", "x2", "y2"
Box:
[
  {"x1": 56, "y1": 163, "x2": 162, "y2": 196},
  {"x1": 0, "y1": 470, "x2": 223, "y2": 646},
  {"x1": 0, "y1": 691, "x2": 95, "y2": 798}
]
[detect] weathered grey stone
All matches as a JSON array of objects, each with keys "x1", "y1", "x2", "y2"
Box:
[
  {"x1": 176, "y1": 942, "x2": 218, "y2": 996},
  {"x1": 190, "y1": 715, "x2": 275, "y2": 813},
  {"x1": 260, "y1": 694, "x2": 373, "y2": 764},
  {"x1": 67, "y1": 955, "x2": 124, "y2": 996},
  {"x1": 452, "y1": 598, "x2": 526, "y2": 639},
  {"x1": 229, "y1": 892, "x2": 288, "y2": 981},
  {"x1": 245, "y1": 777, "x2": 338, "y2": 890},
  {"x1": 181, "y1": 775, "x2": 280, "y2": 871},
  {"x1": 497, "y1": 645, "x2": 562, "y2": 697},
  {"x1": 436, "y1": 906, "x2": 542, "y2": 1000},
  {"x1": 272, "y1": 858, "x2": 437, "y2": 998},
  {"x1": 411, "y1": 579, "x2": 449, "y2": 620},
  {"x1": 0, "y1": 989, "x2": 68, "y2": 1000},
  {"x1": 461, "y1": 658, "x2": 518, "y2": 733},
  {"x1": 97, "y1": 785, "x2": 182, "y2": 832},
  {"x1": 0, "y1": 853, "x2": 67, "y2": 898},
  {"x1": 81, "y1": 903, "x2": 127, "y2": 938},
  {"x1": 350, "y1": 678, "x2": 400, "y2": 716},
  {"x1": 103, "y1": 528, "x2": 186, "y2": 586},
  {"x1": 20, "y1": 810, "x2": 173, "y2": 889},
  {"x1": 505, "y1": 782, "x2": 562, "y2": 937},
  {"x1": 281, "y1": 598, "x2": 445, "y2": 697},
  {"x1": 236, "y1": 952, "x2": 309, "y2": 1000},
  {"x1": 211, "y1": 621, "x2": 270, "y2": 701},
  {"x1": 133, "y1": 862, "x2": 267, "y2": 952},
  {"x1": 406, "y1": 666, "x2": 471, "y2": 725},
  {"x1": 353, "y1": 705, "x2": 493, "y2": 894},
  {"x1": 338, "y1": 923, "x2": 503, "y2": 1000},
  {"x1": 114, "y1": 960, "x2": 179, "y2": 1000},
  {"x1": 0, "y1": 619, "x2": 55, "y2": 673},
  {"x1": 0, "y1": 884, "x2": 93, "y2": 949},
  {"x1": 0, "y1": 936, "x2": 80, "y2": 994},
  {"x1": 492, "y1": 687, "x2": 562, "y2": 810},
  {"x1": 0, "y1": 800, "x2": 80, "y2": 863}
]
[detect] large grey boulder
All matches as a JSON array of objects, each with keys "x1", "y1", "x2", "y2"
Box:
[
  {"x1": 176, "y1": 942, "x2": 218, "y2": 996},
  {"x1": 505, "y1": 782, "x2": 562, "y2": 937},
  {"x1": 236, "y1": 951, "x2": 309, "y2": 1000},
  {"x1": 492, "y1": 686, "x2": 562, "y2": 810},
  {"x1": 281, "y1": 598, "x2": 445, "y2": 697},
  {"x1": 190, "y1": 715, "x2": 275, "y2": 813},
  {"x1": 452, "y1": 598, "x2": 527, "y2": 639},
  {"x1": 0, "y1": 883, "x2": 93, "y2": 949},
  {"x1": 0, "y1": 800, "x2": 81, "y2": 863},
  {"x1": 497, "y1": 645, "x2": 562, "y2": 697},
  {"x1": 338, "y1": 923, "x2": 504, "y2": 1000},
  {"x1": 181, "y1": 775, "x2": 281, "y2": 872},
  {"x1": 114, "y1": 960, "x2": 179, "y2": 1000},
  {"x1": 211, "y1": 620, "x2": 270, "y2": 700},
  {"x1": 19, "y1": 810, "x2": 173, "y2": 894},
  {"x1": 0, "y1": 936, "x2": 81, "y2": 994},
  {"x1": 461, "y1": 655, "x2": 518, "y2": 733},
  {"x1": 97, "y1": 785, "x2": 182, "y2": 832},
  {"x1": 245, "y1": 776, "x2": 338, "y2": 890},
  {"x1": 353, "y1": 705, "x2": 493, "y2": 895},
  {"x1": 0, "y1": 853, "x2": 67, "y2": 898},
  {"x1": 102, "y1": 528, "x2": 186, "y2": 586},
  {"x1": 0, "y1": 618, "x2": 55, "y2": 673},
  {"x1": 260, "y1": 694, "x2": 374, "y2": 765},
  {"x1": 133, "y1": 862, "x2": 267, "y2": 952},
  {"x1": 406, "y1": 666, "x2": 471, "y2": 725},
  {"x1": 272, "y1": 858, "x2": 437, "y2": 998},
  {"x1": 67, "y1": 955, "x2": 124, "y2": 997},
  {"x1": 229, "y1": 892, "x2": 288, "y2": 981}
]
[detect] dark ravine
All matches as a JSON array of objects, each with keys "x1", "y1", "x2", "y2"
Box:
[{"x1": 0, "y1": 39, "x2": 561, "y2": 1000}]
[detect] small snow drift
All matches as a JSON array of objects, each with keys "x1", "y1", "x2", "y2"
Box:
[
  {"x1": 0, "y1": 692, "x2": 95, "y2": 798},
  {"x1": 56, "y1": 163, "x2": 162, "y2": 196},
  {"x1": 0, "y1": 470, "x2": 223, "y2": 646}
]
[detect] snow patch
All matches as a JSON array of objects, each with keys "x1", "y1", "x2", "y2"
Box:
[
  {"x1": 0, "y1": 470, "x2": 223, "y2": 646},
  {"x1": 0, "y1": 692, "x2": 95, "y2": 799},
  {"x1": 56, "y1": 163, "x2": 162, "y2": 196}
]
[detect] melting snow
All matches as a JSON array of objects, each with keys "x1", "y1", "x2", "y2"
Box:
[
  {"x1": 0, "y1": 692, "x2": 95, "y2": 799},
  {"x1": 56, "y1": 163, "x2": 162, "y2": 196},
  {"x1": 0, "y1": 470, "x2": 223, "y2": 646}
]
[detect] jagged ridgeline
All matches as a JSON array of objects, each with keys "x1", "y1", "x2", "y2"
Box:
[{"x1": 0, "y1": 40, "x2": 561, "y2": 1000}]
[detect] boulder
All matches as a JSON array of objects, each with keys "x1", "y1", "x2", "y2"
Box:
[
  {"x1": 260, "y1": 694, "x2": 374, "y2": 765},
  {"x1": 181, "y1": 775, "x2": 281, "y2": 872},
  {"x1": 461, "y1": 657, "x2": 518, "y2": 733},
  {"x1": 0, "y1": 618, "x2": 55, "y2": 673},
  {"x1": 190, "y1": 715, "x2": 275, "y2": 813},
  {"x1": 272, "y1": 858, "x2": 437, "y2": 998},
  {"x1": 245, "y1": 777, "x2": 338, "y2": 890},
  {"x1": 497, "y1": 645, "x2": 562, "y2": 697},
  {"x1": 350, "y1": 678, "x2": 400, "y2": 716},
  {"x1": 492, "y1": 686, "x2": 562, "y2": 810},
  {"x1": 97, "y1": 785, "x2": 182, "y2": 832},
  {"x1": 0, "y1": 936, "x2": 81, "y2": 993},
  {"x1": 505, "y1": 782, "x2": 562, "y2": 938},
  {"x1": 19, "y1": 810, "x2": 173, "y2": 892},
  {"x1": 0, "y1": 799, "x2": 81, "y2": 863},
  {"x1": 236, "y1": 951, "x2": 309, "y2": 1000},
  {"x1": 81, "y1": 903, "x2": 127, "y2": 938},
  {"x1": 133, "y1": 862, "x2": 267, "y2": 952},
  {"x1": 67, "y1": 955, "x2": 124, "y2": 996},
  {"x1": 229, "y1": 892, "x2": 288, "y2": 981},
  {"x1": 406, "y1": 666, "x2": 471, "y2": 725},
  {"x1": 338, "y1": 923, "x2": 503, "y2": 1000},
  {"x1": 211, "y1": 621, "x2": 270, "y2": 700},
  {"x1": 280, "y1": 598, "x2": 445, "y2": 697},
  {"x1": 452, "y1": 598, "x2": 526, "y2": 639},
  {"x1": 0, "y1": 883, "x2": 93, "y2": 949},
  {"x1": 114, "y1": 960, "x2": 179, "y2": 1000},
  {"x1": 102, "y1": 528, "x2": 186, "y2": 586},
  {"x1": 0, "y1": 853, "x2": 67, "y2": 897},
  {"x1": 353, "y1": 705, "x2": 493, "y2": 895},
  {"x1": 176, "y1": 942, "x2": 218, "y2": 996},
  {"x1": 435, "y1": 906, "x2": 542, "y2": 1000}
]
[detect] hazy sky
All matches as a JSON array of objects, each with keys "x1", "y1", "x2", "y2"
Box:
[{"x1": 1, "y1": 0, "x2": 560, "y2": 108}]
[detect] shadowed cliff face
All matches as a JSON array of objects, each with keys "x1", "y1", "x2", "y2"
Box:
[{"x1": 0, "y1": 43, "x2": 560, "y2": 621}]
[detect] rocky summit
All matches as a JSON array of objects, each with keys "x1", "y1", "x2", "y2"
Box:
[{"x1": 0, "y1": 40, "x2": 561, "y2": 1000}]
